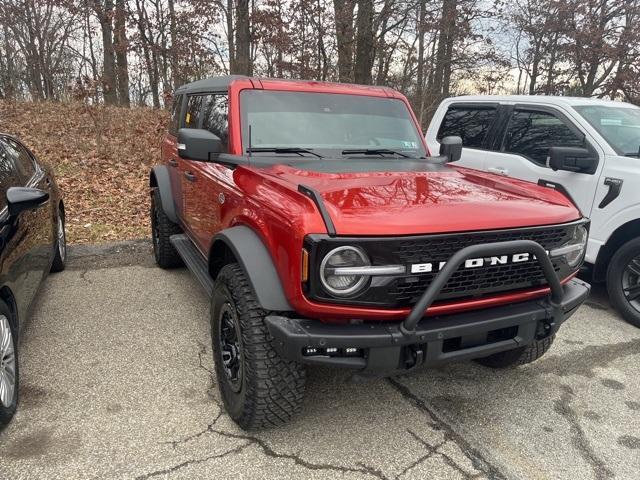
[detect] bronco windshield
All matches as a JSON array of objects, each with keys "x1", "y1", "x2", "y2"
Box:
[
  {"x1": 574, "y1": 104, "x2": 640, "y2": 156},
  {"x1": 240, "y1": 90, "x2": 427, "y2": 157}
]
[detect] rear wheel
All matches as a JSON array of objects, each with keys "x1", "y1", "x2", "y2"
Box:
[
  {"x1": 607, "y1": 237, "x2": 640, "y2": 328},
  {"x1": 150, "y1": 189, "x2": 182, "y2": 269},
  {"x1": 0, "y1": 301, "x2": 18, "y2": 427},
  {"x1": 475, "y1": 335, "x2": 555, "y2": 368},
  {"x1": 211, "y1": 264, "x2": 306, "y2": 430}
]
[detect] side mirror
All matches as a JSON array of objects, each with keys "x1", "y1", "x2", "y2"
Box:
[
  {"x1": 548, "y1": 147, "x2": 598, "y2": 174},
  {"x1": 439, "y1": 136, "x2": 463, "y2": 163},
  {"x1": 6, "y1": 187, "x2": 49, "y2": 217},
  {"x1": 177, "y1": 128, "x2": 222, "y2": 161}
]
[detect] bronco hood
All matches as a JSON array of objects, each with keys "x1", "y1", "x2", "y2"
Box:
[{"x1": 259, "y1": 163, "x2": 581, "y2": 236}]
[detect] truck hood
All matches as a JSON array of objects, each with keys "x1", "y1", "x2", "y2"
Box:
[{"x1": 259, "y1": 164, "x2": 580, "y2": 235}]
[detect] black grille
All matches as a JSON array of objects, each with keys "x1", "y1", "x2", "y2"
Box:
[
  {"x1": 387, "y1": 226, "x2": 570, "y2": 304},
  {"x1": 306, "y1": 222, "x2": 581, "y2": 308}
]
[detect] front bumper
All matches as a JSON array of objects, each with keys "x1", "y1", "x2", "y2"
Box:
[
  {"x1": 266, "y1": 278, "x2": 589, "y2": 372},
  {"x1": 266, "y1": 239, "x2": 591, "y2": 373}
]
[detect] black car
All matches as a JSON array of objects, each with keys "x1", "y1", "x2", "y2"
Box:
[{"x1": 0, "y1": 134, "x2": 66, "y2": 426}]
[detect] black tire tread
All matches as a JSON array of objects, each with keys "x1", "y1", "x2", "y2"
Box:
[
  {"x1": 50, "y1": 208, "x2": 65, "y2": 273},
  {"x1": 151, "y1": 189, "x2": 182, "y2": 269},
  {"x1": 0, "y1": 301, "x2": 18, "y2": 427},
  {"x1": 213, "y1": 264, "x2": 305, "y2": 430},
  {"x1": 606, "y1": 237, "x2": 640, "y2": 328},
  {"x1": 476, "y1": 335, "x2": 555, "y2": 368}
]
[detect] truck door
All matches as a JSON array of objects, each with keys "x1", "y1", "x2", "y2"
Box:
[
  {"x1": 181, "y1": 92, "x2": 230, "y2": 253},
  {"x1": 483, "y1": 105, "x2": 605, "y2": 217},
  {"x1": 425, "y1": 102, "x2": 501, "y2": 170}
]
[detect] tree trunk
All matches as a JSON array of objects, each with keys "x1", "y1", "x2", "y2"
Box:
[
  {"x1": 431, "y1": 0, "x2": 457, "y2": 100},
  {"x1": 354, "y1": 0, "x2": 374, "y2": 85},
  {"x1": 334, "y1": 0, "x2": 356, "y2": 82},
  {"x1": 415, "y1": 0, "x2": 427, "y2": 125},
  {"x1": 96, "y1": 0, "x2": 118, "y2": 105},
  {"x1": 168, "y1": 0, "x2": 181, "y2": 88},
  {"x1": 114, "y1": 0, "x2": 129, "y2": 106},
  {"x1": 233, "y1": 0, "x2": 251, "y2": 75}
]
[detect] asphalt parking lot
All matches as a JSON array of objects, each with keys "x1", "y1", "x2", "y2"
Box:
[{"x1": 0, "y1": 241, "x2": 639, "y2": 480}]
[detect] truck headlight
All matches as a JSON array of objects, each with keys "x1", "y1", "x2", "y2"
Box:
[
  {"x1": 320, "y1": 246, "x2": 370, "y2": 296},
  {"x1": 550, "y1": 224, "x2": 588, "y2": 268}
]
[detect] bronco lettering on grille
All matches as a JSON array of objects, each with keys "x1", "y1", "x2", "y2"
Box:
[{"x1": 410, "y1": 253, "x2": 532, "y2": 274}]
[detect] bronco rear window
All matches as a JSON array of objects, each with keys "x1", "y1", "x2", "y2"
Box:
[{"x1": 240, "y1": 90, "x2": 426, "y2": 157}]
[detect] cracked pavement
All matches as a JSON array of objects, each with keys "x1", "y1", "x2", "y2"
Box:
[{"x1": 0, "y1": 242, "x2": 638, "y2": 480}]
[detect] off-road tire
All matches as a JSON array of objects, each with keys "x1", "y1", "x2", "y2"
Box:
[
  {"x1": 50, "y1": 207, "x2": 66, "y2": 273},
  {"x1": 0, "y1": 301, "x2": 18, "y2": 427},
  {"x1": 211, "y1": 263, "x2": 306, "y2": 430},
  {"x1": 475, "y1": 335, "x2": 555, "y2": 368},
  {"x1": 606, "y1": 237, "x2": 640, "y2": 328},
  {"x1": 150, "y1": 188, "x2": 182, "y2": 269}
]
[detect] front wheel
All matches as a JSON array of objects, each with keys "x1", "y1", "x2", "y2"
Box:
[
  {"x1": 150, "y1": 189, "x2": 182, "y2": 269},
  {"x1": 211, "y1": 264, "x2": 306, "y2": 430},
  {"x1": 50, "y1": 207, "x2": 66, "y2": 272},
  {"x1": 607, "y1": 237, "x2": 640, "y2": 328},
  {"x1": 0, "y1": 302, "x2": 18, "y2": 427}
]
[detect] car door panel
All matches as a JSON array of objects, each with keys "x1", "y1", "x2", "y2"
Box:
[{"x1": 483, "y1": 105, "x2": 605, "y2": 218}]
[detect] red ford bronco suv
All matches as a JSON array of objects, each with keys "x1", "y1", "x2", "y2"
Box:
[{"x1": 150, "y1": 76, "x2": 590, "y2": 430}]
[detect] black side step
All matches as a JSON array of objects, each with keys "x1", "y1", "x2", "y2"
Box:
[{"x1": 170, "y1": 234, "x2": 213, "y2": 296}]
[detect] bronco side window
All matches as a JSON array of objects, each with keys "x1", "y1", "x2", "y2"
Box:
[
  {"x1": 201, "y1": 94, "x2": 229, "y2": 152},
  {"x1": 184, "y1": 95, "x2": 204, "y2": 129},
  {"x1": 437, "y1": 105, "x2": 498, "y2": 149},
  {"x1": 503, "y1": 109, "x2": 585, "y2": 166},
  {"x1": 168, "y1": 94, "x2": 183, "y2": 135}
]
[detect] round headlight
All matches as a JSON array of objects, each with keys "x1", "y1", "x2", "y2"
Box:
[
  {"x1": 320, "y1": 246, "x2": 370, "y2": 296},
  {"x1": 565, "y1": 225, "x2": 588, "y2": 267}
]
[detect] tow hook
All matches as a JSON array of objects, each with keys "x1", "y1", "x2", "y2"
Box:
[
  {"x1": 537, "y1": 320, "x2": 555, "y2": 339},
  {"x1": 404, "y1": 345, "x2": 425, "y2": 370}
]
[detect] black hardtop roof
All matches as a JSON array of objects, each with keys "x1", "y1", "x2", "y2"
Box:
[{"x1": 174, "y1": 75, "x2": 249, "y2": 94}]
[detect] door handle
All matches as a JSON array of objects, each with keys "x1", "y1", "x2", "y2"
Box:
[
  {"x1": 168, "y1": 159, "x2": 178, "y2": 167},
  {"x1": 598, "y1": 177, "x2": 623, "y2": 209},
  {"x1": 488, "y1": 167, "x2": 509, "y2": 176},
  {"x1": 184, "y1": 171, "x2": 196, "y2": 182}
]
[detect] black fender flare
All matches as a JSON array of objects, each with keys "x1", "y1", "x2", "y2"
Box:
[
  {"x1": 149, "y1": 166, "x2": 178, "y2": 223},
  {"x1": 212, "y1": 226, "x2": 293, "y2": 311}
]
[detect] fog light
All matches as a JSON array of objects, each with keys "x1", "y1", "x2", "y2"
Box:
[
  {"x1": 303, "y1": 347, "x2": 319, "y2": 356},
  {"x1": 326, "y1": 347, "x2": 338, "y2": 354},
  {"x1": 345, "y1": 347, "x2": 360, "y2": 356}
]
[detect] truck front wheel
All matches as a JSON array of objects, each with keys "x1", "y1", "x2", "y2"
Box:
[
  {"x1": 607, "y1": 237, "x2": 640, "y2": 328},
  {"x1": 211, "y1": 264, "x2": 306, "y2": 430},
  {"x1": 475, "y1": 335, "x2": 555, "y2": 368}
]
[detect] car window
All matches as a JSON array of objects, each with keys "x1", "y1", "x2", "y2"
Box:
[
  {"x1": 1, "y1": 137, "x2": 36, "y2": 181},
  {"x1": 184, "y1": 95, "x2": 204, "y2": 129},
  {"x1": 168, "y1": 94, "x2": 183, "y2": 135},
  {"x1": 574, "y1": 105, "x2": 640, "y2": 156},
  {"x1": 436, "y1": 105, "x2": 498, "y2": 148},
  {"x1": 201, "y1": 94, "x2": 229, "y2": 151},
  {"x1": 503, "y1": 110, "x2": 585, "y2": 166},
  {"x1": 0, "y1": 142, "x2": 24, "y2": 210}
]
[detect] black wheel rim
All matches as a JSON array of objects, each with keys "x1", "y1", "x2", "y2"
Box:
[
  {"x1": 622, "y1": 255, "x2": 640, "y2": 312},
  {"x1": 218, "y1": 302, "x2": 243, "y2": 392}
]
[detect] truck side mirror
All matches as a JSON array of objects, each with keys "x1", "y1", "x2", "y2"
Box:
[
  {"x1": 439, "y1": 136, "x2": 463, "y2": 163},
  {"x1": 177, "y1": 128, "x2": 222, "y2": 161},
  {"x1": 6, "y1": 187, "x2": 49, "y2": 217},
  {"x1": 548, "y1": 146, "x2": 598, "y2": 174}
]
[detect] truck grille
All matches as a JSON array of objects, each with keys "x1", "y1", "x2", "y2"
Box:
[
  {"x1": 387, "y1": 226, "x2": 570, "y2": 304},
  {"x1": 306, "y1": 222, "x2": 579, "y2": 308}
]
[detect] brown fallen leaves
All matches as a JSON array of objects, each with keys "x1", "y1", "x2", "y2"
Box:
[{"x1": 0, "y1": 100, "x2": 168, "y2": 244}]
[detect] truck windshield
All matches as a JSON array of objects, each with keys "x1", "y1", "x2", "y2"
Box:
[
  {"x1": 240, "y1": 90, "x2": 427, "y2": 157},
  {"x1": 574, "y1": 105, "x2": 640, "y2": 157}
]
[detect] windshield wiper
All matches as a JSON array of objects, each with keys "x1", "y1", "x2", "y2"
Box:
[
  {"x1": 341, "y1": 148, "x2": 412, "y2": 158},
  {"x1": 246, "y1": 147, "x2": 323, "y2": 158}
]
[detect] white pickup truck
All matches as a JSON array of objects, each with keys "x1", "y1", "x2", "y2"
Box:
[{"x1": 426, "y1": 95, "x2": 640, "y2": 327}]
